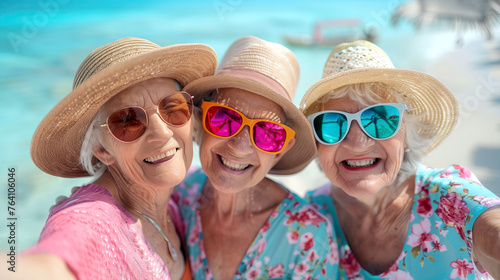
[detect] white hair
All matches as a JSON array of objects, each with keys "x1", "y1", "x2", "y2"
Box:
[
  {"x1": 313, "y1": 82, "x2": 434, "y2": 184},
  {"x1": 80, "y1": 114, "x2": 107, "y2": 178}
]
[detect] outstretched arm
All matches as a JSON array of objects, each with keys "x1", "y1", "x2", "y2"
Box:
[
  {"x1": 473, "y1": 205, "x2": 500, "y2": 279},
  {"x1": 0, "y1": 254, "x2": 75, "y2": 280}
]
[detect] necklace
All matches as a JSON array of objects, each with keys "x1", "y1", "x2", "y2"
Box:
[{"x1": 135, "y1": 210, "x2": 178, "y2": 262}]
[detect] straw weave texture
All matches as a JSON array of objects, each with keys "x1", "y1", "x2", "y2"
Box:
[{"x1": 300, "y1": 40, "x2": 458, "y2": 155}]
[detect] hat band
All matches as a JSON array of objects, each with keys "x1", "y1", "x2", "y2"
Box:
[{"x1": 216, "y1": 68, "x2": 291, "y2": 101}]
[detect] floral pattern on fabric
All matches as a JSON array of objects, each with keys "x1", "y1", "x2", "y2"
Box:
[
  {"x1": 306, "y1": 164, "x2": 500, "y2": 280},
  {"x1": 172, "y1": 167, "x2": 339, "y2": 280}
]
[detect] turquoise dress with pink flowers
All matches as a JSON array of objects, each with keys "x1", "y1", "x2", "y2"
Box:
[
  {"x1": 172, "y1": 167, "x2": 339, "y2": 280},
  {"x1": 306, "y1": 164, "x2": 500, "y2": 280}
]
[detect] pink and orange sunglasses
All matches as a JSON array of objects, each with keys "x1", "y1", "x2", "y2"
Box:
[{"x1": 201, "y1": 101, "x2": 295, "y2": 154}]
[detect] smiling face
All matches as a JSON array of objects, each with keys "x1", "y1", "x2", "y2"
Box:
[
  {"x1": 316, "y1": 95, "x2": 406, "y2": 198},
  {"x1": 199, "y1": 88, "x2": 294, "y2": 193},
  {"x1": 94, "y1": 78, "x2": 193, "y2": 189}
]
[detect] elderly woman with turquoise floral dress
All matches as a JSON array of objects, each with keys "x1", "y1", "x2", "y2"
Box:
[
  {"x1": 172, "y1": 36, "x2": 339, "y2": 280},
  {"x1": 300, "y1": 40, "x2": 500, "y2": 279}
]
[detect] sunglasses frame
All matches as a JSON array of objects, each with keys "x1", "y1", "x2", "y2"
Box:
[
  {"x1": 101, "y1": 91, "x2": 193, "y2": 143},
  {"x1": 308, "y1": 103, "x2": 410, "y2": 145},
  {"x1": 201, "y1": 101, "x2": 296, "y2": 154}
]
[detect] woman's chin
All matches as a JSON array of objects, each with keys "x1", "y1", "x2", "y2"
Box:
[{"x1": 337, "y1": 178, "x2": 388, "y2": 198}]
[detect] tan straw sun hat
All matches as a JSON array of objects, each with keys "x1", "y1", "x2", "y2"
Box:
[
  {"x1": 300, "y1": 40, "x2": 459, "y2": 154},
  {"x1": 31, "y1": 37, "x2": 217, "y2": 178},
  {"x1": 184, "y1": 36, "x2": 317, "y2": 175}
]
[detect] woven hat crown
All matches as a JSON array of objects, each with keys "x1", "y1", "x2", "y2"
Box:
[
  {"x1": 323, "y1": 40, "x2": 395, "y2": 78},
  {"x1": 217, "y1": 36, "x2": 300, "y2": 101},
  {"x1": 73, "y1": 37, "x2": 161, "y2": 89}
]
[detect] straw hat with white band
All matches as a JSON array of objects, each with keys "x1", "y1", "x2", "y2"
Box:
[
  {"x1": 31, "y1": 37, "x2": 217, "y2": 178},
  {"x1": 300, "y1": 40, "x2": 459, "y2": 155},
  {"x1": 184, "y1": 36, "x2": 317, "y2": 175}
]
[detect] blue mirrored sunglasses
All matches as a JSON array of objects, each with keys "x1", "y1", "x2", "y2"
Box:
[{"x1": 308, "y1": 103, "x2": 410, "y2": 145}]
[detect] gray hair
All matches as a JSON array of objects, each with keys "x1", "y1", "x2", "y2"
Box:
[
  {"x1": 80, "y1": 113, "x2": 107, "y2": 178},
  {"x1": 192, "y1": 105, "x2": 204, "y2": 145},
  {"x1": 313, "y1": 82, "x2": 434, "y2": 184},
  {"x1": 191, "y1": 89, "x2": 219, "y2": 145}
]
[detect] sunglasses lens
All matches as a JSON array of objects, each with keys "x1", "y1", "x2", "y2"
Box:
[
  {"x1": 360, "y1": 105, "x2": 400, "y2": 139},
  {"x1": 205, "y1": 106, "x2": 242, "y2": 137},
  {"x1": 158, "y1": 92, "x2": 193, "y2": 125},
  {"x1": 313, "y1": 112, "x2": 348, "y2": 144},
  {"x1": 107, "y1": 107, "x2": 147, "y2": 142},
  {"x1": 254, "y1": 121, "x2": 288, "y2": 152}
]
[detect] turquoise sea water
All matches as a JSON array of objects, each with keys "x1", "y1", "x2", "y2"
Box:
[{"x1": 1, "y1": 0, "x2": 499, "y2": 251}]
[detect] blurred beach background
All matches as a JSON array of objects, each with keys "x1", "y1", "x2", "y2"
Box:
[{"x1": 1, "y1": 0, "x2": 499, "y2": 251}]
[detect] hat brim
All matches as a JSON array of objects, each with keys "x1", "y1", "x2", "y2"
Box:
[
  {"x1": 31, "y1": 44, "x2": 217, "y2": 178},
  {"x1": 185, "y1": 74, "x2": 317, "y2": 175},
  {"x1": 301, "y1": 68, "x2": 459, "y2": 154}
]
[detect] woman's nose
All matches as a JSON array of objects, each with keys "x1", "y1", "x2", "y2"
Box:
[
  {"x1": 228, "y1": 126, "x2": 254, "y2": 151},
  {"x1": 144, "y1": 112, "x2": 173, "y2": 142},
  {"x1": 342, "y1": 120, "x2": 374, "y2": 148}
]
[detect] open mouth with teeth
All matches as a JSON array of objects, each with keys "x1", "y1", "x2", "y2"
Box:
[
  {"x1": 219, "y1": 155, "x2": 250, "y2": 171},
  {"x1": 342, "y1": 158, "x2": 380, "y2": 169},
  {"x1": 144, "y1": 149, "x2": 177, "y2": 164}
]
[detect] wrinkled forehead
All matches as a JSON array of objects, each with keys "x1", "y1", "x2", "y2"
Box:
[
  {"x1": 97, "y1": 78, "x2": 181, "y2": 118},
  {"x1": 213, "y1": 88, "x2": 286, "y2": 122},
  {"x1": 314, "y1": 83, "x2": 398, "y2": 113},
  {"x1": 107, "y1": 78, "x2": 180, "y2": 105}
]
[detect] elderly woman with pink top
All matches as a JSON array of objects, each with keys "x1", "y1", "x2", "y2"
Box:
[
  {"x1": 3, "y1": 37, "x2": 216, "y2": 280},
  {"x1": 301, "y1": 40, "x2": 500, "y2": 279}
]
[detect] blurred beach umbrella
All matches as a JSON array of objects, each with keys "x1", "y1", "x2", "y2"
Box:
[{"x1": 392, "y1": 0, "x2": 500, "y2": 45}]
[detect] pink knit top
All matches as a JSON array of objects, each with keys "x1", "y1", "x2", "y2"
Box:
[{"x1": 24, "y1": 184, "x2": 177, "y2": 280}]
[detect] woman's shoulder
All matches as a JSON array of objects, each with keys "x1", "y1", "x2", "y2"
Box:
[
  {"x1": 415, "y1": 164, "x2": 497, "y2": 198},
  {"x1": 417, "y1": 164, "x2": 481, "y2": 184},
  {"x1": 48, "y1": 184, "x2": 131, "y2": 224},
  {"x1": 27, "y1": 185, "x2": 159, "y2": 280},
  {"x1": 32, "y1": 184, "x2": 137, "y2": 254},
  {"x1": 414, "y1": 164, "x2": 500, "y2": 230}
]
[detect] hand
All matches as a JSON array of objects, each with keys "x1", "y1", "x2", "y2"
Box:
[
  {"x1": 49, "y1": 187, "x2": 80, "y2": 211},
  {"x1": 0, "y1": 253, "x2": 76, "y2": 280},
  {"x1": 472, "y1": 205, "x2": 500, "y2": 279}
]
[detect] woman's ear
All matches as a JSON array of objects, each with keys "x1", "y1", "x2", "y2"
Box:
[
  {"x1": 93, "y1": 143, "x2": 115, "y2": 166},
  {"x1": 272, "y1": 137, "x2": 296, "y2": 166}
]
